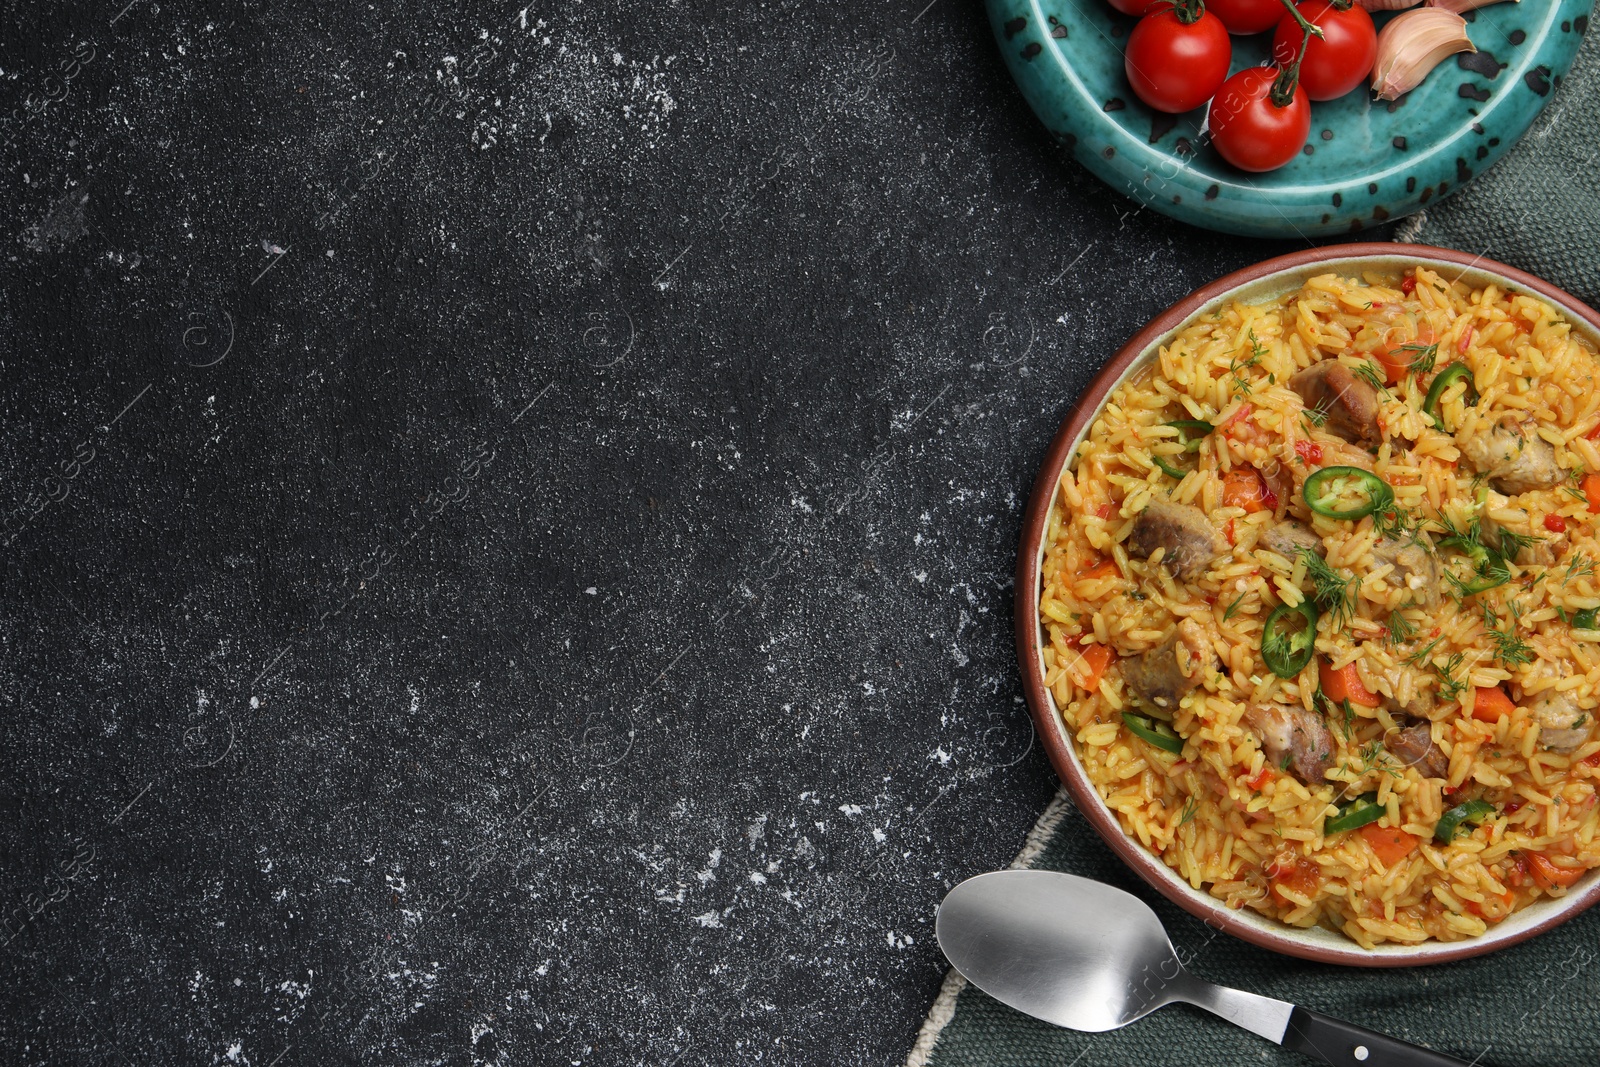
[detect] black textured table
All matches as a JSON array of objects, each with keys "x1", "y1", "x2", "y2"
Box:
[{"x1": 1, "y1": 3, "x2": 1348, "y2": 1063}]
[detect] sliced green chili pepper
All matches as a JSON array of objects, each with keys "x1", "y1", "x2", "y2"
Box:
[
  {"x1": 1123, "y1": 712, "x2": 1185, "y2": 754},
  {"x1": 1573, "y1": 608, "x2": 1600, "y2": 629},
  {"x1": 1152, "y1": 456, "x2": 1190, "y2": 480},
  {"x1": 1261, "y1": 601, "x2": 1319, "y2": 678},
  {"x1": 1325, "y1": 792, "x2": 1386, "y2": 835},
  {"x1": 1434, "y1": 799, "x2": 1496, "y2": 843},
  {"x1": 1303, "y1": 466, "x2": 1393, "y2": 520},
  {"x1": 1166, "y1": 420, "x2": 1214, "y2": 453},
  {"x1": 1423, "y1": 363, "x2": 1479, "y2": 430}
]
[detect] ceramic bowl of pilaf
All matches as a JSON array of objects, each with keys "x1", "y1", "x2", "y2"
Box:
[{"x1": 1017, "y1": 244, "x2": 1600, "y2": 965}]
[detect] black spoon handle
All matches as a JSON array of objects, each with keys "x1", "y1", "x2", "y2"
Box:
[{"x1": 1282, "y1": 1006, "x2": 1476, "y2": 1067}]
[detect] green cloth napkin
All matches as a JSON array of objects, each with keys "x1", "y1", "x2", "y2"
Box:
[
  {"x1": 1397, "y1": 25, "x2": 1600, "y2": 307},
  {"x1": 906, "y1": 790, "x2": 1600, "y2": 1067}
]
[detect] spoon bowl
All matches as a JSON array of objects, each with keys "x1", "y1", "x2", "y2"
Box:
[{"x1": 937, "y1": 869, "x2": 1478, "y2": 1066}]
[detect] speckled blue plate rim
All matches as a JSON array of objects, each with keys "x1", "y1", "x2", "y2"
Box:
[{"x1": 987, "y1": 0, "x2": 1593, "y2": 238}]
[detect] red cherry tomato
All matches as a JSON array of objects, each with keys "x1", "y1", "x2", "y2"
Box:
[
  {"x1": 1107, "y1": 0, "x2": 1161, "y2": 15},
  {"x1": 1208, "y1": 66, "x2": 1310, "y2": 172},
  {"x1": 1207, "y1": 0, "x2": 1287, "y2": 34},
  {"x1": 1125, "y1": 4, "x2": 1232, "y2": 114},
  {"x1": 1271, "y1": 0, "x2": 1378, "y2": 101}
]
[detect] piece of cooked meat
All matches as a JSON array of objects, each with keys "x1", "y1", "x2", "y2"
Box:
[
  {"x1": 1121, "y1": 618, "x2": 1214, "y2": 710},
  {"x1": 1529, "y1": 690, "x2": 1592, "y2": 753},
  {"x1": 1373, "y1": 536, "x2": 1441, "y2": 608},
  {"x1": 1127, "y1": 501, "x2": 1228, "y2": 581},
  {"x1": 1457, "y1": 414, "x2": 1565, "y2": 495},
  {"x1": 1479, "y1": 490, "x2": 1564, "y2": 566},
  {"x1": 1381, "y1": 682, "x2": 1435, "y2": 722},
  {"x1": 1245, "y1": 703, "x2": 1335, "y2": 784},
  {"x1": 1385, "y1": 721, "x2": 1448, "y2": 779},
  {"x1": 1290, "y1": 362, "x2": 1381, "y2": 448},
  {"x1": 1260, "y1": 520, "x2": 1323, "y2": 560}
]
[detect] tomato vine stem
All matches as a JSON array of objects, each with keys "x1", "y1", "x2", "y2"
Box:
[
  {"x1": 1270, "y1": 0, "x2": 1321, "y2": 107},
  {"x1": 1276, "y1": 0, "x2": 1326, "y2": 39}
]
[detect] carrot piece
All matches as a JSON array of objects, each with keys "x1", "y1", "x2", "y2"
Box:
[
  {"x1": 1373, "y1": 350, "x2": 1410, "y2": 386},
  {"x1": 1471, "y1": 685, "x2": 1516, "y2": 723},
  {"x1": 1527, "y1": 851, "x2": 1587, "y2": 889},
  {"x1": 1319, "y1": 659, "x2": 1381, "y2": 708},
  {"x1": 1071, "y1": 641, "x2": 1114, "y2": 692},
  {"x1": 1583, "y1": 472, "x2": 1600, "y2": 514},
  {"x1": 1359, "y1": 824, "x2": 1419, "y2": 867},
  {"x1": 1221, "y1": 465, "x2": 1276, "y2": 514}
]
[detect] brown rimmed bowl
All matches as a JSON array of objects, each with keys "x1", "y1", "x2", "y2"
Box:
[{"x1": 1015, "y1": 243, "x2": 1600, "y2": 966}]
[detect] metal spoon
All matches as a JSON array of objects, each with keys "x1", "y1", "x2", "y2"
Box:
[{"x1": 936, "y1": 870, "x2": 1474, "y2": 1066}]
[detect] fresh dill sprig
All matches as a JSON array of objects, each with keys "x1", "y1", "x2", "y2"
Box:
[
  {"x1": 1358, "y1": 739, "x2": 1404, "y2": 780},
  {"x1": 1230, "y1": 330, "x2": 1267, "y2": 397},
  {"x1": 1564, "y1": 552, "x2": 1595, "y2": 586},
  {"x1": 1224, "y1": 593, "x2": 1249, "y2": 621},
  {"x1": 1385, "y1": 606, "x2": 1418, "y2": 647},
  {"x1": 1493, "y1": 527, "x2": 1542, "y2": 562},
  {"x1": 1298, "y1": 547, "x2": 1356, "y2": 630},
  {"x1": 1406, "y1": 635, "x2": 1445, "y2": 668},
  {"x1": 1371, "y1": 494, "x2": 1416, "y2": 540},
  {"x1": 1564, "y1": 466, "x2": 1589, "y2": 504},
  {"x1": 1352, "y1": 360, "x2": 1391, "y2": 397},
  {"x1": 1437, "y1": 650, "x2": 1471, "y2": 703},
  {"x1": 1403, "y1": 342, "x2": 1438, "y2": 377},
  {"x1": 1303, "y1": 403, "x2": 1331, "y2": 429},
  {"x1": 1481, "y1": 600, "x2": 1534, "y2": 667},
  {"x1": 1179, "y1": 796, "x2": 1199, "y2": 827}
]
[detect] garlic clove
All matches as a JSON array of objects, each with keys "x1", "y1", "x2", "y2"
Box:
[
  {"x1": 1426, "y1": 0, "x2": 1517, "y2": 15},
  {"x1": 1370, "y1": 8, "x2": 1476, "y2": 100},
  {"x1": 1356, "y1": 0, "x2": 1423, "y2": 12}
]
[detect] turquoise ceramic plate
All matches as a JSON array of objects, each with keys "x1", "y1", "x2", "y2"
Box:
[{"x1": 988, "y1": 0, "x2": 1592, "y2": 237}]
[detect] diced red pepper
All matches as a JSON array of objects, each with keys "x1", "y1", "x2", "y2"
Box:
[
  {"x1": 1077, "y1": 559, "x2": 1120, "y2": 583},
  {"x1": 1458, "y1": 327, "x2": 1475, "y2": 354},
  {"x1": 1400, "y1": 276, "x2": 1417, "y2": 295},
  {"x1": 1267, "y1": 855, "x2": 1322, "y2": 906},
  {"x1": 1245, "y1": 766, "x2": 1273, "y2": 791},
  {"x1": 1095, "y1": 502, "x2": 1114, "y2": 519},
  {"x1": 1464, "y1": 888, "x2": 1514, "y2": 921},
  {"x1": 1294, "y1": 439, "x2": 1323, "y2": 466},
  {"x1": 1545, "y1": 514, "x2": 1568, "y2": 533}
]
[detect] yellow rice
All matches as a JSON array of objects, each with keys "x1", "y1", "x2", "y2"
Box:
[{"x1": 1041, "y1": 266, "x2": 1600, "y2": 947}]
